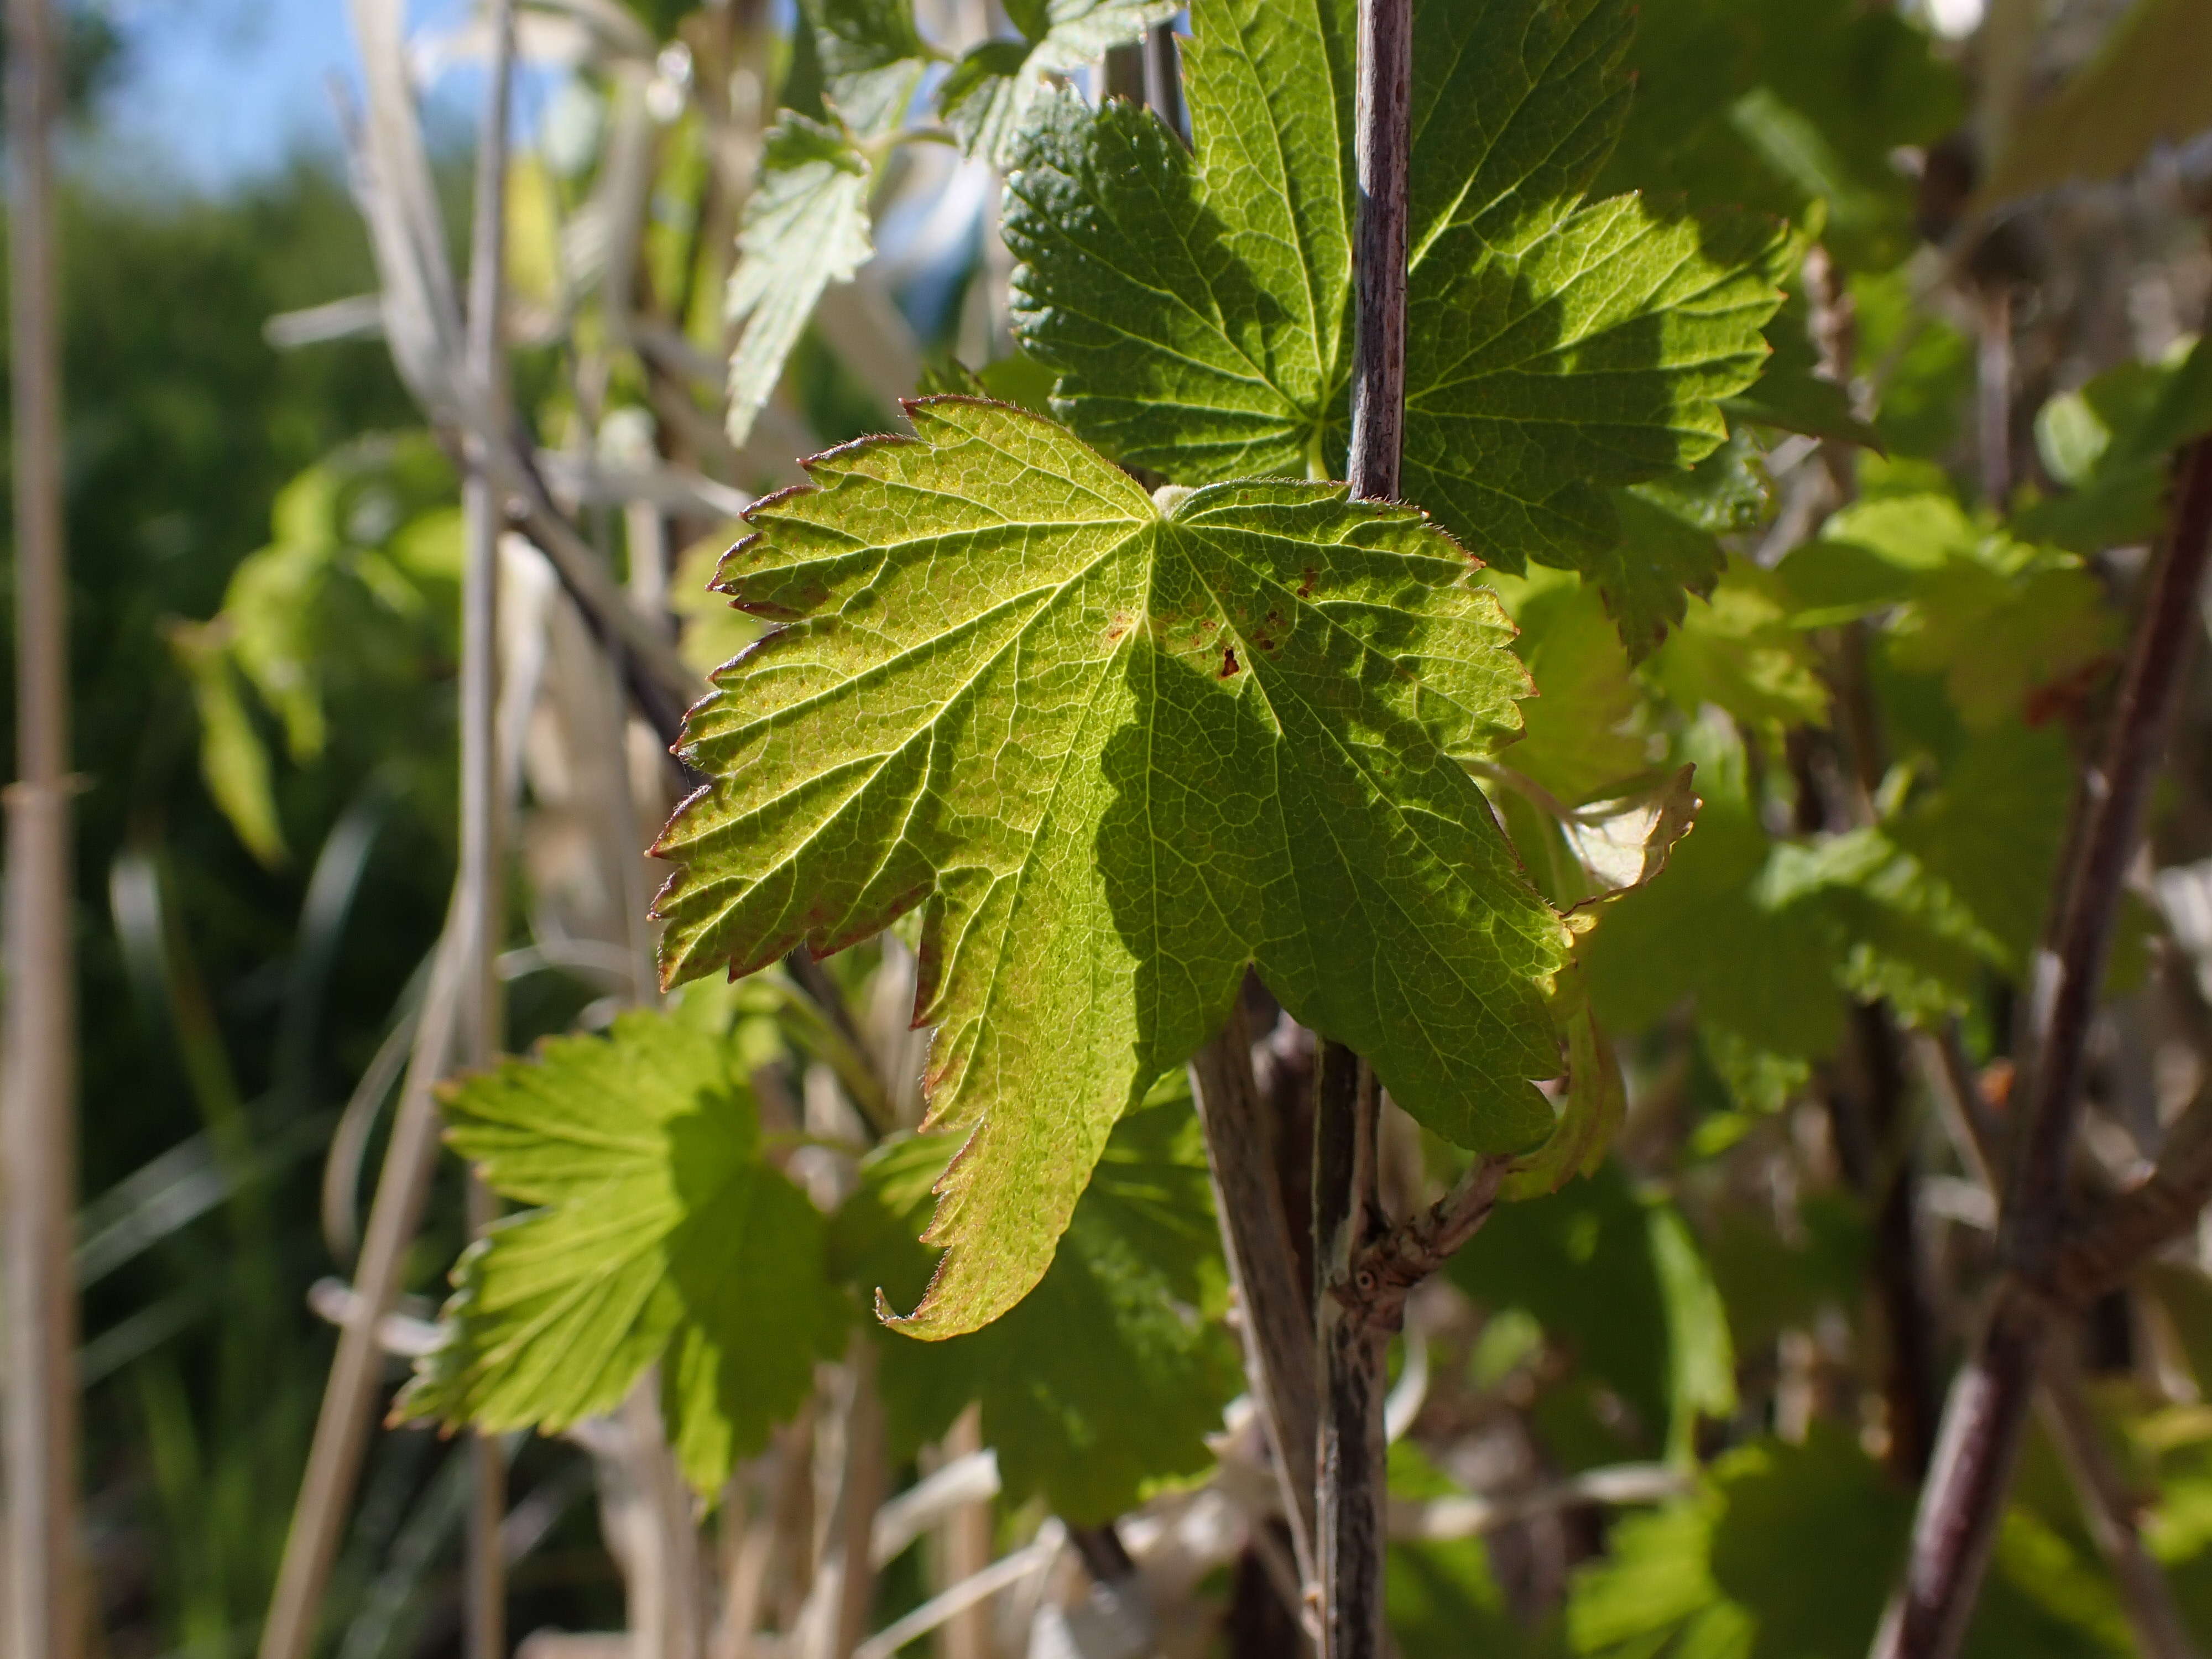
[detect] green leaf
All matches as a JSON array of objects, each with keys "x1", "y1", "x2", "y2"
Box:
[
  {"x1": 726, "y1": 114, "x2": 875, "y2": 448},
  {"x1": 1005, "y1": 0, "x2": 1786, "y2": 629},
  {"x1": 1400, "y1": 199, "x2": 1786, "y2": 578},
  {"x1": 813, "y1": 0, "x2": 931, "y2": 135},
  {"x1": 2018, "y1": 335, "x2": 2212, "y2": 554},
  {"x1": 653, "y1": 398, "x2": 1570, "y2": 1337},
  {"x1": 831, "y1": 1098, "x2": 1240, "y2": 1520},
  {"x1": 1596, "y1": 488, "x2": 1729, "y2": 663},
  {"x1": 1646, "y1": 556, "x2": 1831, "y2": 734},
  {"x1": 1500, "y1": 962, "x2": 1627, "y2": 1202},
  {"x1": 937, "y1": 0, "x2": 1179, "y2": 165},
  {"x1": 1567, "y1": 1426, "x2": 2129, "y2": 1659},
  {"x1": 913, "y1": 350, "x2": 1058, "y2": 415},
  {"x1": 1888, "y1": 720, "x2": 2072, "y2": 972},
  {"x1": 1594, "y1": 0, "x2": 1961, "y2": 270},
  {"x1": 1757, "y1": 826, "x2": 2007, "y2": 1028},
  {"x1": 1724, "y1": 286, "x2": 1886, "y2": 450},
  {"x1": 399, "y1": 1009, "x2": 849, "y2": 1493},
  {"x1": 1583, "y1": 719, "x2": 1843, "y2": 1088},
  {"x1": 168, "y1": 625, "x2": 286, "y2": 866},
  {"x1": 1453, "y1": 1159, "x2": 1732, "y2": 1455},
  {"x1": 1776, "y1": 492, "x2": 1976, "y2": 626},
  {"x1": 1980, "y1": 0, "x2": 2212, "y2": 206},
  {"x1": 1892, "y1": 560, "x2": 2117, "y2": 732},
  {"x1": 1487, "y1": 567, "x2": 1649, "y2": 807}
]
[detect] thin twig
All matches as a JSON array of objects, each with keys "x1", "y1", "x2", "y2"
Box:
[
  {"x1": 1386, "y1": 1462, "x2": 1688, "y2": 1541},
  {"x1": 460, "y1": 2, "x2": 518, "y2": 1651},
  {"x1": 1349, "y1": 1156, "x2": 1507, "y2": 1329},
  {"x1": 1873, "y1": 434, "x2": 2212, "y2": 1659},
  {"x1": 1917, "y1": 1002, "x2": 2206, "y2": 1655},
  {"x1": 851, "y1": 1526, "x2": 1062, "y2": 1659},
  {"x1": 2037, "y1": 1356, "x2": 2203, "y2": 1659},
  {"x1": 2045, "y1": 1080, "x2": 2212, "y2": 1309},
  {"x1": 2, "y1": 0, "x2": 81, "y2": 1647},
  {"x1": 259, "y1": 897, "x2": 469, "y2": 1659}
]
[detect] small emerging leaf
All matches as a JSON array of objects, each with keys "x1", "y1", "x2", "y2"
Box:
[
  {"x1": 938, "y1": 0, "x2": 1179, "y2": 165},
  {"x1": 726, "y1": 115, "x2": 875, "y2": 448},
  {"x1": 815, "y1": 0, "x2": 931, "y2": 135}
]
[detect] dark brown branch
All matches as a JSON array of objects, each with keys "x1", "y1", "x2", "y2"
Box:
[
  {"x1": 1873, "y1": 434, "x2": 2212, "y2": 1659},
  {"x1": 1840, "y1": 1005, "x2": 1940, "y2": 1481},
  {"x1": 1313, "y1": 1044, "x2": 1386, "y2": 1659},
  {"x1": 1344, "y1": 0, "x2": 1409, "y2": 503},
  {"x1": 1316, "y1": 0, "x2": 1412, "y2": 1650},
  {"x1": 1141, "y1": 22, "x2": 1187, "y2": 148},
  {"x1": 1190, "y1": 1004, "x2": 1320, "y2": 1583},
  {"x1": 1348, "y1": 1155, "x2": 1507, "y2": 1331}
]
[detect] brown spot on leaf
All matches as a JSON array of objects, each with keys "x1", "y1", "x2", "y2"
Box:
[
  {"x1": 1298, "y1": 567, "x2": 1318, "y2": 598},
  {"x1": 1219, "y1": 645, "x2": 1241, "y2": 678}
]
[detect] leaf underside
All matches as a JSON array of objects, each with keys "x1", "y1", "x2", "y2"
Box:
[{"x1": 653, "y1": 397, "x2": 1569, "y2": 1337}]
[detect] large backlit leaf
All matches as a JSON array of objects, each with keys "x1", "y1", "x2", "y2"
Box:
[
  {"x1": 1004, "y1": 0, "x2": 1785, "y2": 642},
  {"x1": 653, "y1": 397, "x2": 1570, "y2": 1337},
  {"x1": 399, "y1": 1009, "x2": 848, "y2": 1492}
]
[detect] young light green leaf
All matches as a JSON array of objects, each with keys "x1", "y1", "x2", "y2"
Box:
[
  {"x1": 726, "y1": 115, "x2": 875, "y2": 448},
  {"x1": 1582, "y1": 719, "x2": 1842, "y2": 1097},
  {"x1": 938, "y1": 0, "x2": 1180, "y2": 165},
  {"x1": 1890, "y1": 560, "x2": 2116, "y2": 731},
  {"x1": 1757, "y1": 827, "x2": 2008, "y2": 1028},
  {"x1": 1499, "y1": 963, "x2": 1627, "y2": 1201},
  {"x1": 398, "y1": 1010, "x2": 848, "y2": 1493},
  {"x1": 1005, "y1": 0, "x2": 1786, "y2": 628},
  {"x1": 1485, "y1": 566, "x2": 1647, "y2": 807},
  {"x1": 168, "y1": 625, "x2": 287, "y2": 866},
  {"x1": 653, "y1": 397, "x2": 1570, "y2": 1338},
  {"x1": 831, "y1": 1098, "x2": 1240, "y2": 1521},
  {"x1": 2018, "y1": 335, "x2": 2212, "y2": 553},
  {"x1": 1646, "y1": 556, "x2": 1831, "y2": 734},
  {"x1": 1888, "y1": 721, "x2": 2072, "y2": 972},
  {"x1": 814, "y1": 0, "x2": 931, "y2": 136}
]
